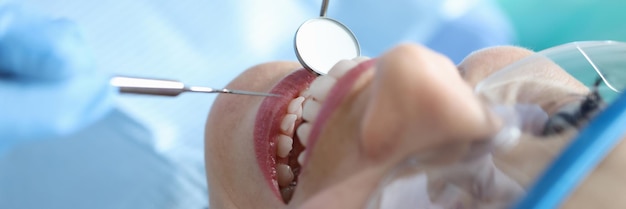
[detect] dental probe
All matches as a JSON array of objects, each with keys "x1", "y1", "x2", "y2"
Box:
[{"x1": 110, "y1": 76, "x2": 279, "y2": 97}]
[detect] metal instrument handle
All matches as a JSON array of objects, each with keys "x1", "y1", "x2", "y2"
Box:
[{"x1": 110, "y1": 76, "x2": 185, "y2": 96}]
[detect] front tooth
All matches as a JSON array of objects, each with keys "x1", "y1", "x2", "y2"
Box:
[
  {"x1": 288, "y1": 97, "x2": 305, "y2": 117},
  {"x1": 297, "y1": 122, "x2": 312, "y2": 146},
  {"x1": 302, "y1": 99, "x2": 321, "y2": 122},
  {"x1": 328, "y1": 59, "x2": 357, "y2": 79},
  {"x1": 280, "y1": 114, "x2": 297, "y2": 135},
  {"x1": 277, "y1": 134, "x2": 293, "y2": 158},
  {"x1": 277, "y1": 164, "x2": 294, "y2": 187},
  {"x1": 309, "y1": 75, "x2": 336, "y2": 102}
]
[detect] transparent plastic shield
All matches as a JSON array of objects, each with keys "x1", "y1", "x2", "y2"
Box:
[
  {"x1": 477, "y1": 41, "x2": 626, "y2": 103},
  {"x1": 366, "y1": 41, "x2": 626, "y2": 209}
]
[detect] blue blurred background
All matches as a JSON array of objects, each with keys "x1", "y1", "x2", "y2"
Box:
[{"x1": 497, "y1": 0, "x2": 626, "y2": 50}]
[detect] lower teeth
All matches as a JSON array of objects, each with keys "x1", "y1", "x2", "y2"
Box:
[
  {"x1": 277, "y1": 164, "x2": 294, "y2": 187},
  {"x1": 280, "y1": 185, "x2": 295, "y2": 203}
]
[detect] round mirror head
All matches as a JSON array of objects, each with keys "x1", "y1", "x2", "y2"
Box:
[{"x1": 294, "y1": 17, "x2": 360, "y2": 75}]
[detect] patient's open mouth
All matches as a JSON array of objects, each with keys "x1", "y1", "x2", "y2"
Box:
[{"x1": 254, "y1": 58, "x2": 372, "y2": 203}]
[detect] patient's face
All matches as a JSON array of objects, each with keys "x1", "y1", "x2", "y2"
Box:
[{"x1": 204, "y1": 44, "x2": 624, "y2": 208}]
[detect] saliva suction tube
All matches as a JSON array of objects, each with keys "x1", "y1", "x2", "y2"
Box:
[{"x1": 366, "y1": 41, "x2": 626, "y2": 209}]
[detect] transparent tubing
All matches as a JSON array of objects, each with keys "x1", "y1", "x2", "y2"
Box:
[{"x1": 366, "y1": 41, "x2": 626, "y2": 209}]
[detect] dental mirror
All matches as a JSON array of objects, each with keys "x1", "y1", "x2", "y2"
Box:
[{"x1": 294, "y1": 0, "x2": 360, "y2": 75}]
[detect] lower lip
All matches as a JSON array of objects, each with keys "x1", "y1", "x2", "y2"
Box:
[{"x1": 254, "y1": 69, "x2": 317, "y2": 200}]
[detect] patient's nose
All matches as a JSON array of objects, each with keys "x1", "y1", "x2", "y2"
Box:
[{"x1": 360, "y1": 44, "x2": 499, "y2": 163}]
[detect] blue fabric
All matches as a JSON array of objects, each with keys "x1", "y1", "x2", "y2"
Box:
[
  {"x1": 0, "y1": 109, "x2": 207, "y2": 209},
  {"x1": 0, "y1": 1, "x2": 513, "y2": 209}
]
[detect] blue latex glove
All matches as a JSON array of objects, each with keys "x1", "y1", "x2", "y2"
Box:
[{"x1": 0, "y1": 3, "x2": 115, "y2": 149}]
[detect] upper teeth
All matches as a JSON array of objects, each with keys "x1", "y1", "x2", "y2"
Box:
[
  {"x1": 308, "y1": 75, "x2": 336, "y2": 102},
  {"x1": 296, "y1": 56, "x2": 370, "y2": 148},
  {"x1": 296, "y1": 122, "x2": 312, "y2": 146},
  {"x1": 328, "y1": 59, "x2": 359, "y2": 79},
  {"x1": 302, "y1": 99, "x2": 322, "y2": 122}
]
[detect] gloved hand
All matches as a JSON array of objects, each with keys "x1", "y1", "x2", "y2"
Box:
[{"x1": 0, "y1": 3, "x2": 116, "y2": 148}]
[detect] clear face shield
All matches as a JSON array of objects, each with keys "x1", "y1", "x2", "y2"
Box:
[{"x1": 365, "y1": 41, "x2": 626, "y2": 209}]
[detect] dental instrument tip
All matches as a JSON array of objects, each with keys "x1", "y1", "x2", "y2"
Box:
[
  {"x1": 221, "y1": 89, "x2": 282, "y2": 97},
  {"x1": 187, "y1": 86, "x2": 278, "y2": 97}
]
